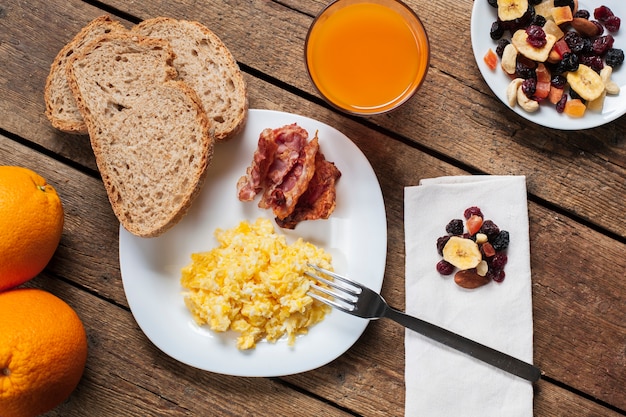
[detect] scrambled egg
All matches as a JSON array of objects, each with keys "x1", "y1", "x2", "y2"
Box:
[{"x1": 180, "y1": 218, "x2": 332, "y2": 350}]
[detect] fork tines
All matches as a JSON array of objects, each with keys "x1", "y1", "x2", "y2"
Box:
[{"x1": 305, "y1": 264, "x2": 360, "y2": 312}]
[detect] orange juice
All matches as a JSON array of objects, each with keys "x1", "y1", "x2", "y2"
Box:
[{"x1": 306, "y1": 0, "x2": 429, "y2": 115}]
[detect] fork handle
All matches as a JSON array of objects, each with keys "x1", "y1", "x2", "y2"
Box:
[{"x1": 383, "y1": 307, "x2": 541, "y2": 383}]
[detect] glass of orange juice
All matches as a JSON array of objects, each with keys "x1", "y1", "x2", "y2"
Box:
[{"x1": 305, "y1": 0, "x2": 430, "y2": 116}]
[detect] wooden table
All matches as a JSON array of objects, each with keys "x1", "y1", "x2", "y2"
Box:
[{"x1": 1, "y1": 0, "x2": 625, "y2": 415}]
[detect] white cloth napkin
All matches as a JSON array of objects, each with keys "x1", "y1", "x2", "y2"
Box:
[{"x1": 404, "y1": 176, "x2": 534, "y2": 417}]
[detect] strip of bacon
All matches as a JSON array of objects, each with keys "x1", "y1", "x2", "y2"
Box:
[
  {"x1": 269, "y1": 136, "x2": 319, "y2": 220},
  {"x1": 275, "y1": 151, "x2": 341, "y2": 229},
  {"x1": 258, "y1": 124, "x2": 309, "y2": 209},
  {"x1": 236, "y1": 128, "x2": 278, "y2": 201}
]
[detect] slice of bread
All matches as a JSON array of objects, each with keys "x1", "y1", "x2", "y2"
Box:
[
  {"x1": 133, "y1": 17, "x2": 248, "y2": 141},
  {"x1": 44, "y1": 15, "x2": 126, "y2": 134},
  {"x1": 66, "y1": 33, "x2": 214, "y2": 237}
]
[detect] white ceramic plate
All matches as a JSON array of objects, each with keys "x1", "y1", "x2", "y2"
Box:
[
  {"x1": 471, "y1": 0, "x2": 626, "y2": 130},
  {"x1": 119, "y1": 109, "x2": 387, "y2": 376}
]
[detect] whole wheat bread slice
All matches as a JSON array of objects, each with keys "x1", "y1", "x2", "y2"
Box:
[
  {"x1": 44, "y1": 15, "x2": 126, "y2": 134},
  {"x1": 133, "y1": 17, "x2": 248, "y2": 141},
  {"x1": 66, "y1": 33, "x2": 214, "y2": 237}
]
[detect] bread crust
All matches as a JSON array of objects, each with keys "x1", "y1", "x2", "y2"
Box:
[
  {"x1": 66, "y1": 33, "x2": 214, "y2": 237},
  {"x1": 133, "y1": 17, "x2": 248, "y2": 141},
  {"x1": 44, "y1": 15, "x2": 126, "y2": 134}
]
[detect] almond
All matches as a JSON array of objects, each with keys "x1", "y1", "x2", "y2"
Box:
[
  {"x1": 454, "y1": 270, "x2": 490, "y2": 289},
  {"x1": 571, "y1": 18, "x2": 603, "y2": 37}
]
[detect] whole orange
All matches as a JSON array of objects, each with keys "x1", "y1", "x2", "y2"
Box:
[
  {"x1": 0, "y1": 166, "x2": 64, "y2": 292},
  {"x1": 0, "y1": 288, "x2": 88, "y2": 417}
]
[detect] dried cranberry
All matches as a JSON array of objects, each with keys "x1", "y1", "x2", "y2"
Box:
[
  {"x1": 522, "y1": 78, "x2": 537, "y2": 97},
  {"x1": 606, "y1": 48, "x2": 625, "y2": 67},
  {"x1": 594, "y1": 5, "x2": 614, "y2": 23},
  {"x1": 490, "y1": 253, "x2": 509, "y2": 270},
  {"x1": 479, "y1": 220, "x2": 500, "y2": 240},
  {"x1": 604, "y1": 15, "x2": 621, "y2": 33},
  {"x1": 574, "y1": 9, "x2": 590, "y2": 19},
  {"x1": 487, "y1": 268, "x2": 506, "y2": 283},
  {"x1": 579, "y1": 55, "x2": 604, "y2": 72},
  {"x1": 496, "y1": 38, "x2": 510, "y2": 57},
  {"x1": 526, "y1": 25, "x2": 547, "y2": 48},
  {"x1": 556, "y1": 94, "x2": 568, "y2": 113},
  {"x1": 463, "y1": 206, "x2": 483, "y2": 219},
  {"x1": 436, "y1": 260, "x2": 455, "y2": 275},
  {"x1": 436, "y1": 235, "x2": 450, "y2": 256},
  {"x1": 445, "y1": 219, "x2": 464, "y2": 235},
  {"x1": 592, "y1": 35, "x2": 615, "y2": 56}
]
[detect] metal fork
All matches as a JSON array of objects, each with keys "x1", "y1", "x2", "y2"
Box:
[{"x1": 306, "y1": 264, "x2": 542, "y2": 383}]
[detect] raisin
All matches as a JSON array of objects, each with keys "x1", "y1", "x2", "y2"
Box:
[
  {"x1": 463, "y1": 206, "x2": 483, "y2": 219},
  {"x1": 574, "y1": 9, "x2": 590, "y2": 19},
  {"x1": 529, "y1": 0, "x2": 542, "y2": 4},
  {"x1": 555, "y1": 52, "x2": 579, "y2": 74},
  {"x1": 604, "y1": 16, "x2": 621, "y2": 33},
  {"x1": 508, "y1": 7, "x2": 535, "y2": 32},
  {"x1": 592, "y1": 35, "x2": 615, "y2": 56},
  {"x1": 526, "y1": 25, "x2": 547, "y2": 48},
  {"x1": 580, "y1": 38, "x2": 593, "y2": 55},
  {"x1": 550, "y1": 74, "x2": 567, "y2": 89},
  {"x1": 530, "y1": 15, "x2": 547, "y2": 27},
  {"x1": 445, "y1": 219, "x2": 464, "y2": 235},
  {"x1": 556, "y1": 94, "x2": 568, "y2": 113},
  {"x1": 569, "y1": 88, "x2": 584, "y2": 102},
  {"x1": 436, "y1": 235, "x2": 450, "y2": 256},
  {"x1": 554, "y1": 0, "x2": 574, "y2": 11},
  {"x1": 436, "y1": 260, "x2": 455, "y2": 275},
  {"x1": 605, "y1": 48, "x2": 625, "y2": 67},
  {"x1": 516, "y1": 59, "x2": 537, "y2": 79},
  {"x1": 487, "y1": 0, "x2": 498, "y2": 7},
  {"x1": 496, "y1": 38, "x2": 510, "y2": 57},
  {"x1": 564, "y1": 31, "x2": 585, "y2": 54},
  {"x1": 479, "y1": 220, "x2": 500, "y2": 240},
  {"x1": 491, "y1": 230, "x2": 510, "y2": 251},
  {"x1": 490, "y1": 21, "x2": 505, "y2": 40}
]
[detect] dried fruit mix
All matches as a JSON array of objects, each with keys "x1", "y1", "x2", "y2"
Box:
[
  {"x1": 435, "y1": 206, "x2": 510, "y2": 289},
  {"x1": 487, "y1": 1, "x2": 623, "y2": 117}
]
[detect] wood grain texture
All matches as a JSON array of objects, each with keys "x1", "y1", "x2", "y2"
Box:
[{"x1": 0, "y1": 0, "x2": 624, "y2": 415}]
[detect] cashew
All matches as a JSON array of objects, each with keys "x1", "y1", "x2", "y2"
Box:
[
  {"x1": 506, "y1": 78, "x2": 524, "y2": 107},
  {"x1": 500, "y1": 44, "x2": 518, "y2": 75},
  {"x1": 600, "y1": 66, "x2": 620, "y2": 95},
  {"x1": 587, "y1": 90, "x2": 606, "y2": 112},
  {"x1": 517, "y1": 86, "x2": 539, "y2": 112}
]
